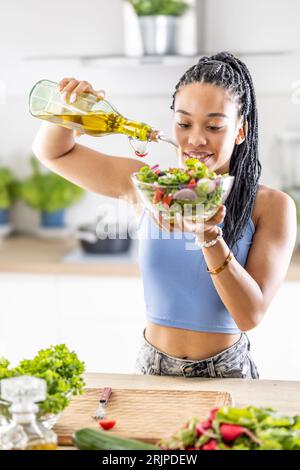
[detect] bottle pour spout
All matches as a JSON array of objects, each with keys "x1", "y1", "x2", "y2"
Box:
[{"x1": 128, "y1": 137, "x2": 149, "y2": 157}]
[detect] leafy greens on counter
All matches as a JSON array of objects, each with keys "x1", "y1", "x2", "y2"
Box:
[{"x1": 0, "y1": 344, "x2": 85, "y2": 415}]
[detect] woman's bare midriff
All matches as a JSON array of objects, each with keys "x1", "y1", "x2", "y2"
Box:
[{"x1": 145, "y1": 322, "x2": 241, "y2": 360}]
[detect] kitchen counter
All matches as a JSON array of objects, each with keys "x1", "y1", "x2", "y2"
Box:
[
  {"x1": 0, "y1": 234, "x2": 300, "y2": 280},
  {"x1": 59, "y1": 373, "x2": 300, "y2": 449},
  {"x1": 84, "y1": 373, "x2": 300, "y2": 415},
  {"x1": 0, "y1": 234, "x2": 140, "y2": 276}
]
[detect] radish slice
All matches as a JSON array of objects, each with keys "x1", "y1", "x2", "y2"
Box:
[
  {"x1": 173, "y1": 188, "x2": 197, "y2": 200},
  {"x1": 150, "y1": 164, "x2": 159, "y2": 171}
]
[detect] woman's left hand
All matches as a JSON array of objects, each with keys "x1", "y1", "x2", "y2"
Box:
[
  {"x1": 149, "y1": 204, "x2": 226, "y2": 240},
  {"x1": 175, "y1": 205, "x2": 226, "y2": 241}
]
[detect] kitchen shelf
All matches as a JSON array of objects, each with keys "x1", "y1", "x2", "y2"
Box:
[
  {"x1": 24, "y1": 50, "x2": 294, "y2": 66},
  {"x1": 24, "y1": 53, "x2": 201, "y2": 70}
]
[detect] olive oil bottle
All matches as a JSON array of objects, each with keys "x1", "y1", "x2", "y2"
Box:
[
  {"x1": 36, "y1": 111, "x2": 159, "y2": 141},
  {"x1": 0, "y1": 376, "x2": 57, "y2": 450},
  {"x1": 29, "y1": 80, "x2": 160, "y2": 142}
]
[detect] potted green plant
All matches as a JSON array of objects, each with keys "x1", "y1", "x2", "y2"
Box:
[
  {"x1": 0, "y1": 167, "x2": 16, "y2": 226},
  {"x1": 16, "y1": 157, "x2": 84, "y2": 229},
  {"x1": 125, "y1": 0, "x2": 190, "y2": 55}
]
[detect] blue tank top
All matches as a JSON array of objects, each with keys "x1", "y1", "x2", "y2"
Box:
[{"x1": 137, "y1": 209, "x2": 255, "y2": 334}]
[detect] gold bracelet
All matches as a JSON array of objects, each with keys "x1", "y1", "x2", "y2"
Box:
[{"x1": 206, "y1": 251, "x2": 233, "y2": 275}]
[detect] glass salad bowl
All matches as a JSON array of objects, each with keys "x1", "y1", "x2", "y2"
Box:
[{"x1": 131, "y1": 159, "x2": 234, "y2": 225}]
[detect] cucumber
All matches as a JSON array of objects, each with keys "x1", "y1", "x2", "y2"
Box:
[{"x1": 72, "y1": 428, "x2": 160, "y2": 451}]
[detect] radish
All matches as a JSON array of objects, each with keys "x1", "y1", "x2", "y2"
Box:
[
  {"x1": 220, "y1": 423, "x2": 260, "y2": 444},
  {"x1": 173, "y1": 188, "x2": 197, "y2": 200},
  {"x1": 201, "y1": 439, "x2": 218, "y2": 450},
  {"x1": 195, "y1": 420, "x2": 212, "y2": 437},
  {"x1": 150, "y1": 164, "x2": 159, "y2": 171}
]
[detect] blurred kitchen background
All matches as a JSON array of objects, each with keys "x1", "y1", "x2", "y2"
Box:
[{"x1": 0, "y1": 0, "x2": 300, "y2": 379}]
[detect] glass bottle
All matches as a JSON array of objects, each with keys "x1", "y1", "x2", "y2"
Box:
[
  {"x1": 0, "y1": 376, "x2": 57, "y2": 450},
  {"x1": 29, "y1": 80, "x2": 177, "y2": 157}
]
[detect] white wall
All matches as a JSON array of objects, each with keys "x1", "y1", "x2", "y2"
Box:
[
  {"x1": 202, "y1": 0, "x2": 300, "y2": 54},
  {"x1": 0, "y1": 0, "x2": 124, "y2": 60}
]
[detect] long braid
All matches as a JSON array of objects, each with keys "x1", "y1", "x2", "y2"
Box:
[{"x1": 171, "y1": 52, "x2": 261, "y2": 250}]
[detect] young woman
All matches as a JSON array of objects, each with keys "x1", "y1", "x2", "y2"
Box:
[{"x1": 32, "y1": 52, "x2": 297, "y2": 379}]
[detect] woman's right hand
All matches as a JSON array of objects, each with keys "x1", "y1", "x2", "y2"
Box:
[
  {"x1": 57, "y1": 78, "x2": 106, "y2": 137},
  {"x1": 58, "y1": 77, "x2": 105, "y2": 103}
]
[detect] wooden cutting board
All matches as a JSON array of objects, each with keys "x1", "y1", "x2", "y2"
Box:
[{"x1": 54, "y1": 388, "x2": 232, "y2": 446}]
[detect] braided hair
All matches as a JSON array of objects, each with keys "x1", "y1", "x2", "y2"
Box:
[{"x1": 171, "y1": 52, "x2": 261, "y2": 251}]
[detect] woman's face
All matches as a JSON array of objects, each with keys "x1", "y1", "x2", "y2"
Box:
[{"x1": 173, "y1": 82, "x2": 244, "y2": 174}]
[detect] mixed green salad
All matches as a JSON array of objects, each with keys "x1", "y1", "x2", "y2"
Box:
[
  {"x1": 134, "y1": 158, "x2": 232, "y2": 221},
  {"x1": 0, "y1": 344, "x2": 85, "y2": 416},
  {"x1": 158, "y1": 406, "x2": 300, "y2": 450}
]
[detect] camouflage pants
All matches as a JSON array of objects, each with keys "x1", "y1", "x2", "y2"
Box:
[{"x1": 135, "y1": 329, "x2": 259, "y2": 379}]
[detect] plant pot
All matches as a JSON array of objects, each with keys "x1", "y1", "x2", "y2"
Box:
[
  {"x1": 41, "y1": 210, "x2": 65, "y2": 228},
  {"x1": 0, "y1": 209, "x2": 9, "y2": 225},
  {"x1": 138, "y1": 15, "x2": 178, "y2": 55}
]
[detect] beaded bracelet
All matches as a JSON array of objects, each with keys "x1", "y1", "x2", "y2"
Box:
[
  {"x1": 206, "y1": 250, "x2": 233, "y2": 276},
  {"x1": 194, "y1": 226, "x2": 223, "y2": 249}
]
